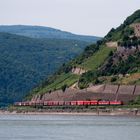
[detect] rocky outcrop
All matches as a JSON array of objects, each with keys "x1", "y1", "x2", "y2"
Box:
[
  {"x1": 106, "y1": 41, "x2": 118, "y2": 48},
  {"x1": 130, "y1": 23, "x2": 140, "y2": 38},
  {"x1": 115, "y1": 46, "x2": 137, "y2": 62},
  {"x1": 71, "y1": 67, "x2": 86, "y2": 75}
]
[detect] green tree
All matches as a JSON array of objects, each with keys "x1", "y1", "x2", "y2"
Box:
[{"x1": 61, "y1": 84, "x2": 67, "y2": 92}]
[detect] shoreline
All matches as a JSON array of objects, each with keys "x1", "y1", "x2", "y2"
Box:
[{"x1": 0, "y1": 110, "x2": 140, "y2": 117}]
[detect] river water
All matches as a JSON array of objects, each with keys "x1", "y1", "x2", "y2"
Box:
[{"x1": 0, "y1": 114, "x2": 140, "y2": 140}]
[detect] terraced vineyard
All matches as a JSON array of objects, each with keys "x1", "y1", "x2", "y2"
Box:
[{"x1": 30, "y1": 73, "x2": 79, "y2": 97}]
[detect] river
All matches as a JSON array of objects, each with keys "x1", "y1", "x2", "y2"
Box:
[{"x1": 0, "y1": 114, "x2": 140, "y2": 140}]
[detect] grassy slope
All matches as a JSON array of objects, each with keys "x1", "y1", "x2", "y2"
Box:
[
  {"x1": 30, "y1": 73, "x2": 80, "y2": 96},
  {"x1": 80, "y1": 46, "x2": 116, "y2": 70}
]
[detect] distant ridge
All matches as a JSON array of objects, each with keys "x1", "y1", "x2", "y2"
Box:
[
  {"x1": 0, "y1": 25, "x2": 101, "y2": 42},
  {"x1": 0, "y1": 27, "x2": 100, "y2": 106}
]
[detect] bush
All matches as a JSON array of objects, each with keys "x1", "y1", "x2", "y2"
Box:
[
  {"x1": 111, "y1": 77, "x2": 117, "y2": 82},
  {"x1": 134, "y1": 96, "x2": 140, "y2": 104},
  {"x1": 61, "y1": 84, "x2": 67, "y2": 92}
]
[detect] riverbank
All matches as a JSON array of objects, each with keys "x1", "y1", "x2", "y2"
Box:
[{"x1": 1, "y1": 107, "x2": 140, "y2": 116}]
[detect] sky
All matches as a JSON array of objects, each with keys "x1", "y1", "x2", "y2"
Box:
[{"x1": 0, "y1": 0, "x2": 140, "y2": 37}]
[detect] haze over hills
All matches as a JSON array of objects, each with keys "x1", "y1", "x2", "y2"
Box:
[
  {"x1": 0, "y1": 26, "x2": 100, "y2": 106},
  {"x1": 29, "y1": 10, "x2": 140, "y2": 104},
  {"x1": 0, "y1": 25, "x2": 101, "y2": 42}
]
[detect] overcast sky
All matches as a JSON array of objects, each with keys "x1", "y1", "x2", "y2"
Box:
[{"x1": 0, "y1": 0, "x2": 140, "y2": 37}]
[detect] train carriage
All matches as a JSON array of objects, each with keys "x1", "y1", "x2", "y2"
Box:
[
  {"x1": 71, "y1": 101, "x2": 77, "y2": 106},
  {"x1": 43, "y1": 101, "x2": 48, "y2": 106},
  {"x1": 14, "y1": 102, "x2": 22, "y2": 106},
  {"x1": 15, "y1": 100, "x2": 123, "y2": 107},
  {"x1": 35, "y1": 101, "x2": 41, "y2": 106},
  {"x1": 64, "y1": 101, "x2": 71, "y2": 106},
  {"x1": 53, "y1": 101, "x2": 59, "y2": 106},
  {"x1": 47, "y1": 101, "x2": 54, "y2": 106},
  {"x1": 98, "y1": 101, "x2": 110, "y2": 105},
  {"x1": 90, "y1": 100, "x2": 98, "y2": 105},
  {"x1": 83, "y1": 101, "x2": 91, "y2": 105},
  {"x1": 110, "y1": 101, "x2": 123, "y2": 105},
  {"x1": 58, "y1": 101, "x2": 65, "y2": 106},
  {"x1": 77, "y1": 101, "x2": 84, "y2": 106},
  {"x1": 29, "y1": 101, "x2": 36, "y2": 106}
]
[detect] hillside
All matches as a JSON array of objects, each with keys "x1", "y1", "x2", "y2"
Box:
[
  {"x1": 0, "y1": 25, "x2": 101, "y2": 42},
  {"x1": 0, "y1": 32, "x2": 101, "y2": 106},
  {"x1": 28, "y1": 10, "x2": 140, "y2": 104},
  {"x1": 28, "y1": 43, "x2": 115, "y2": 97}
]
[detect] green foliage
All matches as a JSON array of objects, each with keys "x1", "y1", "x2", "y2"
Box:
[
  {"x1": 28, "y1": 41, "x2": 102, "y2": 97},
  {"x1": 29, "y1": 73, "x2": 80, "y2": 97},
  {"x1": 80, "y1": 46, "x2": 115, "y2": 70},
  {"x1": 110, "y1": 77, "x2": 117, "y2": 82},
  {"x1": 77, "y1": 46, "x2": 115, "y2": 88},
  {"x1": 30, "y1": 44, "x2": 115, "y2": 94},
  {"x1": 104, "y1": 28, "x2": 123, "y2": 41},
  {"x1": 105, "y1": 26, "x2": 135, "y2": 42},
  {"x1": 119, "y1": 36, "x2": 140, "y2": 48},
  {"x1": 102, "y1": 52, "x2": 140, "y2": 76},
  {"x1": 0, "y1": 25, "x2": 101, "y2": 42},
  {"x1": 0, "y1": 32, "x2": 91, "y2": 105},
  {"x1": 78, "y1": 71, "x2": 99, "y2": 89},
  {"x1": 70, "y1": 43, "x2": 100, "y2": 66},
  {"x1": 124, "y1": 10, "x2": 140, "y2": 25},
  {"x1": 135, "y1": 96, "x2": 140, "y2": 104},
  {"x1": 129, "y1": 96, "x2": 140, "y2": 105},
  {"x1": 104, "y1": 10, "x2": 140, "y2": 42},
  {"x1": 61, "y1": 84, "x2": 67, "y2": 92},
  {"x1": 123, "y1": 26, "x2": 134, "y2": 36}
]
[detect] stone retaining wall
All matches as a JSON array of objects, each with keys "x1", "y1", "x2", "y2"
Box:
[{"x1": 32, "y1": 85, "x2": 140, "y2": 103}]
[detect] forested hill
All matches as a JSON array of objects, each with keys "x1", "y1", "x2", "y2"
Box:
[
  {"x1": 28, "y1": 10, "x2": 140, "y2": 99},
  {"x1": 0, "y1": 32, "x2": 100, "y2": 106},
  {"x1": 0, "y1": 25, "x2": 101, "y2": 42}
]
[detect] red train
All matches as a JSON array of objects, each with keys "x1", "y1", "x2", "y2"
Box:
[{"x1": 14, "y1": 100, "x2": 123, "y2": 107}]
